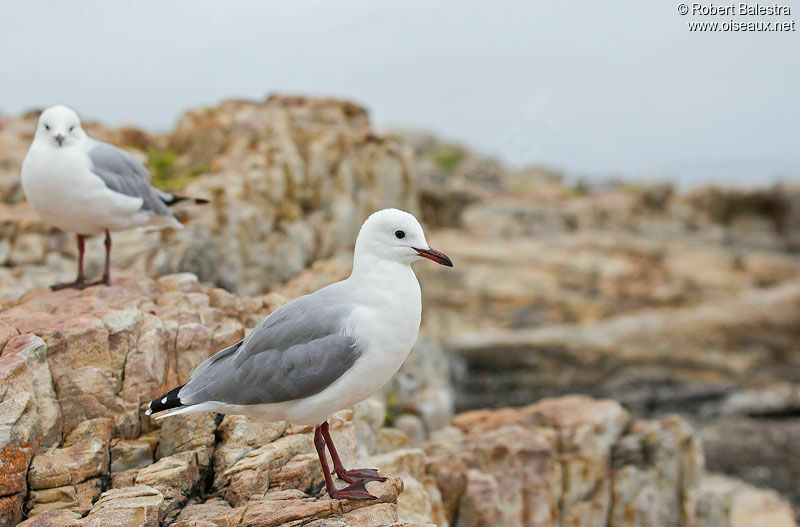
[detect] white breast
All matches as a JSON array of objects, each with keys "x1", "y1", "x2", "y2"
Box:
[
  {"x1": 21, "y1": 142, "x2": 148, "y2": 234},
  {"x1": 282, "y1": 265, "x2": 422, "y2": 425}
]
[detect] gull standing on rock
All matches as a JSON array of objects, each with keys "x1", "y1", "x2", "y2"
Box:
[
  {"x1": 147, "y1": 209, "x2": 453, "y2": 500},
  {"x1": 20, "y1": 105, "x2": 194, "y2": 290}
]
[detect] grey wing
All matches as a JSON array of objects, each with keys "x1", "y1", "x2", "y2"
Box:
[
  {"x1": 87, "y1": 141, "x2": 174, "y2": 216},
  {"x1": 178, "y1": 289, "x2": 360, "y2": 406}
]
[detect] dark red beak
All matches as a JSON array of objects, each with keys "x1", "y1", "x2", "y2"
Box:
[
  {"x1": 414, "y1": 247, "x2": 453, "y2": 267},
  {"x1": 55, "y1": 135, "x2": 65, "y2": 146}
]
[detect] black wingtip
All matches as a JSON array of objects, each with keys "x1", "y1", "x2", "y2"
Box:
[
  {"x1": 162, "y1": 195, "x2": 210, "y2": 206},
  {"x1": 146, "y1": 384, "x2": 185, "y2": 415}
]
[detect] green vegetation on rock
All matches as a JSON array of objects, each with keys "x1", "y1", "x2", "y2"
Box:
[{"x1": 147, "y1": 148, "x2": 207, "y2": 191}]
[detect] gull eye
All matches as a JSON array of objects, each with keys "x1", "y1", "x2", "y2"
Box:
[
  {"x1": 44, "y1": 124, "x2": 50, "y2": 130},
  {"x1": 395, "y1": 230, "x2": 405, "y2": 239},
  {"x1": 69, "y1": 126, "x2": 74, "y2": 132}
]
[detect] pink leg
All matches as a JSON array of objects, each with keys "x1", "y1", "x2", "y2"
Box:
[
  {"x1": 51, "y1": 234, "x2": 87, "y2": 290},
  {"x1": 320, "y1": 421, "x2": 386, "y2": 484},
  {"x1": 313, "y1": 422, "x2": 377, "y2": 500},
  {"x1": 86, "y1": 230, "x2": 112, "y2": 287},
  {"x1": 102, "y1": 230, "x2": 111, "y2": 285}
]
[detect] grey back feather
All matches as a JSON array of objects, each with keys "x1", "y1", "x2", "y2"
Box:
[
  {"x1": 87, "y1": 141, "x2": 175, "y2": 217},
  {"x1": 178, "y1": 286, "x2": 361, "y2": 406}
]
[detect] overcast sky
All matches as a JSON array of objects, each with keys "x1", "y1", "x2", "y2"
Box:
[{"x1": 2, "y1": 1, "x2": 798, "y2": 186}]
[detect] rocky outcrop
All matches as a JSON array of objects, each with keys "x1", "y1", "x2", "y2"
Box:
[
  {"x1": 1, "y1": 279, "x2": 793, "y2": 526},
  {"x1": 0, "y1": 275, "x2": 437, "y2": 526},
  {"x1": 447, "y1": 280, "x2": 800, "y2": 413}
]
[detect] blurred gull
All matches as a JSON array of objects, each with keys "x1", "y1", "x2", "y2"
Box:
[
  {"x1": 147, "y1": 208, "x2": 453, "y2": 500},
  {"x1": 20, "y1": 105, "x2": 198, "y2": 289}
]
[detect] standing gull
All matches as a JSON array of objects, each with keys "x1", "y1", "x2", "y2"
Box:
[
  {"x1": 20, "y1": 105, "x2": 196, "y2": 290},
  {"x1": 147, "y1": 209, "x2": 453, "y2": 500}
]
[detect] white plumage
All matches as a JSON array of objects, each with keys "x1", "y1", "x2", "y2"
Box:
[{"x1": 148, "y1": 208, "x2": 453, "y2": 500}]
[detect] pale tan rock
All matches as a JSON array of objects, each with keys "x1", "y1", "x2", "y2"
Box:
[
  {"x1": 353, "y1": 397, "x2": 386, "y2": 457},
  {"x1": 212, "y1": 415, "x2": 287, "y2": 490},
  {"x1": 221, "y1": 433, "x2": 315, "y2": 506},
  {"x1": 100, "y1": 308, "x2": 143, "y2": 380},
  {"x1": 36, "y1": 315, "x2": 114, "y2": 437},
  {"x1": 267, "y1": 452, "x2": 321, "y2": 495},
  {"x1": 174, "y1": 322, "x2": 216, "y2": 383},
  {"x1": 454, "y1": 469, "x2": 503, "y2": 527},
  {"x1": 213, "y1": 474, "x2": 403, "y2": 527},
  {"x1": 174, "y1": 497, "x2": 233, "y2": 524},
  {"x1": 394, "y1": 475, "x2": 433, "y2": 525},
  {"x1": 696, "y1": 474, "x2": 798, "y2": 527},
  {"x1": 8, "y1": 233, "x2": 47, "y2": 265},
  {"x1": 156, "y1": 412, "x2": 217, "y2": 469},
  {"x1": 375, "y1": 428, "x2": 410, "y2": 454},
  {"x1": 341, "y1": 502, "x2": 398, "y2": 525},
  {"x1": 0, "y1": 322, "x2": 19, "y2": 352},
  {"x1": 422, "y1": 474, "x2": 449, "y2": 527},
  {"x1": 111, "y1": 438, "x2": 154, "y2": 473},
  {"x1": 16, "y1": 509, "x2": 81, "y2": 527},
  {"x1": 28, "y1": 418, "x2": 111, "y2": 491},
  {"x1": 393, "y1": 414, "x2": 425, "y2": 448},
  {"x1": 211, "y1": 318, "x2": 244, "y2": 350},
  {"x1": 26, "y1": 477, "x2": 104, "y2": 517},
  {"x1": 424, "y1": 427, "x2": 468, "y2": 524},
  {"x1": 524, "y1": 396, "x2": 629, "y2": 513},
  {"x1": 158, "y1": 273, "x2": 201, "y2": 293},
  {"x1": 467, "y1": 424, "x2": 561, "y2": 527},
  {"x1": 367, "y1": 448, "x2": 426, "y2": 481},
  {"x1": 0, "y1": 333, "x2": 61, "y2": 452},
  {"x1": 560, "y1": 478, "x2": 610, "y2": 527},
  {"x1": 172, "y1": 521, "x2": 217, "y2": 527},
  {"x1": 80, "y1": 485, "x2": 164, "y2": 527},
  {"x1": 136, "y1": 450, "x2": 200, "y2": 492},
  {"x1": 380, "y1": 336, "x2": 453, "y2": 433},
  {"x1": 610, "y1": 415, "x2": 702, "y2": 527},
  {"x1": 110, "y1": 469, "x2": 140, "y2": 489},
  {"x1": 118, "y1": 312, "x2": 169, "y2": 416},
  {"x1": 208, "y1": 287, "x2": 243, "y2": 317},
  {"x1": 135, "y1": 449, "x2": 201, "y2": 519},
  {"x1": 328, "y1": 409, "x2": 359, "y2": 470}
]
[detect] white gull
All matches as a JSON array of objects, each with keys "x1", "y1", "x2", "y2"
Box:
[
  {"x1": 146, "y1": 208, "x2": 453, "y2": 500},
  {"x1": 20, "y1": 105, "x2": 191, "y2": 289}
]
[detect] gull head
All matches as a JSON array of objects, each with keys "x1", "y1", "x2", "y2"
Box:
[
  {"x1": 35, "y1": 106, "x2": 85, "y2": 148},
  {"x1": 354, "y1": 208, "x2": 453, "y2": 268}
]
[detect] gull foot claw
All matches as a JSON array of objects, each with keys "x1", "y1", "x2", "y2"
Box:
[
  {"x1": 335, "y1": 468, "x2": 387, "y2": 483},
  {"x1": 51, "y1": 280, "x2": 88, "y2": 291},
  {"x1": 328, "y1": 480, "x2": 378, "y2": 501}
]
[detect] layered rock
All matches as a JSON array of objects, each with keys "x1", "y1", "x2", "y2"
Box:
[
  {"x1": 0, "y1": 278, "x2": 793, "y2": 526},
  {"x1": 0, "y1": 275, "x2": 448, "y2": 526}
]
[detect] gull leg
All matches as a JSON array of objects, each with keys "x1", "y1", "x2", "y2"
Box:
[
  {"x1": 314, "y1": 423, "x2": 377, "y2": 500},
  {"x1": 101, "y1": 230, "x2": 111, "y2": 285},
  {"x1": 320, "y1": 421, "x2": 386, "y2": 484},
  {"x1": 86, "y1": 230, "x2": 112, "y2": 287},
  {"x1": 51, "y1": 234, "x2": 87, "y2": 290}
]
